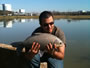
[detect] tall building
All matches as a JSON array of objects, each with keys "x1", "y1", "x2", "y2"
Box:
[
  {"x1": 2, "y1": 4, "x2": 12, "y2": 11},
  {"x1": 19, "y1": 9, "x2": 25, "y2": 13},
  {"x1": 0, "y1": 4, "x2": 2, "y2": 10}
]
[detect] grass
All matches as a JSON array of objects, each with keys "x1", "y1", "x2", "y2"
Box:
[
  {"x1": 0, "y1": 16, "x2": 38, "y2": 20},
  {"x1": 0, "y1": 15, "x2": 90, "y2": 20},
  {"x1": 53, "y1": 15, "x2": 90, "y2": 19}
]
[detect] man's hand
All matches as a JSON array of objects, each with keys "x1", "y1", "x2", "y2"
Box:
[
  {"x1": 25, "y1": 42, "x2": 40, "y2": 60},
  {"x1": 29, "y1": 42, "x2": 40, "y2": 55},
  {"x1": 46, "y1": 43, "x2": 56, "y2": 55}
]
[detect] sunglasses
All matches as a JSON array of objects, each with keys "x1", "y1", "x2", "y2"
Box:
[{"x1": 43, "y1": 22, "x2": 54, "y2": 27}]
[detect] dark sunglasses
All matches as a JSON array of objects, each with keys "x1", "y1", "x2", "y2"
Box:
[{"x1": 43, "y1": 22, "x2": 54, "y2": 27}]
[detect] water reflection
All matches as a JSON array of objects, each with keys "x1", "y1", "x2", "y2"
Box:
[
  {"x1": 3, "y1": 20, "x2": 13, "y2": 28},
  {"x1": 0, "y1": 21, "x2": 3, "y2": 27},
  {"x1": 0, "y1": 18, "x2": 90, "y2": 28},
  {"x1": 67, "y1": 19, "x2": 83, "y2": 23},
  {"x1": 67, "y1": 18, "x2": 90, "y2": 23},
  {"x1": 0, "y1": 19, "x2": 13, "y2": 28},
  {"x1": 19, "y1": 19, "x2": 26, "y2": 23},
  {"x1": 0, "y1": 18, "x2": 34, "y2": 28}
]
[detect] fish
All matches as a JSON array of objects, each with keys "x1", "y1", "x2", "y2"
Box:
[{"x1": 23, "y1": 33, "x2": 64, "y2": 51}]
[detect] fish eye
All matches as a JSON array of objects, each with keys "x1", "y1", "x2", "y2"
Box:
[{"x1": 60, "y1": 42, "x2": 62, "y2": 44}]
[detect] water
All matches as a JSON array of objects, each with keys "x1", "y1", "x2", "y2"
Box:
[{"x1": 0, "y1": 18, "x2": 90, "y2": 68}]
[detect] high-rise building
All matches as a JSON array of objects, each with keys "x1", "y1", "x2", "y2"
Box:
[
  {"x1": 2, "y1": 4, "x2": 12, "y2": 11},
  {"x1": 19, "y1": 9, "x2": 25, "y2": 13},
  {"x1": 0, "y1": 4, "x2": 2, "y2": 10}
]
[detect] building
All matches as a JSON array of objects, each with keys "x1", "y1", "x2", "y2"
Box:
[
  {"x1": 2, "y1": 4, "x2": 12, "y2": 11},
  {"x1": 0, "y1": 5, "x2": 2, "y2": 10},
  {"x1": 19, "y1": 9, "x2": 25, "y2": 13}
]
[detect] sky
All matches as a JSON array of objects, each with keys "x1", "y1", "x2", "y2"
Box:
[{"x1": 0, "y1": 0, "x2": 90, "y2": 12}]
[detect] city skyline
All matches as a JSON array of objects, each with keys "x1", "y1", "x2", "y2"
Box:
[{"x1": 0, "y1": 0, "x2": 90, "y2": 12}]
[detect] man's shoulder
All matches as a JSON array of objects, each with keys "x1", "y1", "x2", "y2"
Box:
[
  {"x1": 55, "y1": 26, "x2": 64, "y2": 34},
  {"x1": 34, "y1": 27, "x2": 42, "y2": 31},
  {"x1": 32, "y1": 27, "x2": 42, "y2": 35},
  {"x1": 54, "y1": 26, "x2": 65, "y2": 39}
]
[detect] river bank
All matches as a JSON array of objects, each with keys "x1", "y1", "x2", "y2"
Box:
[{"x1": 0, "y1": 15, "x2": 90, "y2": 20}]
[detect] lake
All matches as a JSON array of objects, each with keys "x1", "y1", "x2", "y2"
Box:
[{"x1": 0, "y1": 18, "x2": 90, "y2": 68}]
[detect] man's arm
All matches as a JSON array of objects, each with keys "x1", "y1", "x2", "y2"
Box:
[
  {"x1": 53, "y1": 43, "x2": 65, "y2": 60},
  {"x1": 46, "y1": 43, "x2": 65, "y2": 60}
]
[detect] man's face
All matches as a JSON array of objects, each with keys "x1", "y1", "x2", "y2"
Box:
[{"x1": 41, "y1": 16, "x2": 54, "y2": 33}]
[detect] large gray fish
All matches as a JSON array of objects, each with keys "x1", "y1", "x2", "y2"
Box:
[{"x1": 24, "y1": 33, "x2": 64, "y2": 51}]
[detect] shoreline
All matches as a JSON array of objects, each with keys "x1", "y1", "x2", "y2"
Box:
[{"x1": 0, "y1": 15, "x2": 90, "y2": 20}]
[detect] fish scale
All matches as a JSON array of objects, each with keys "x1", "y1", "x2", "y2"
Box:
[{"x1": 24, "y1": 33, "x2": 63, "y2": 51}]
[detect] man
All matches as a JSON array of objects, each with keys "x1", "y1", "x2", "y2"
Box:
[{"x1": 25, "y1": 11, "x2": 66, "y2": 68}]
